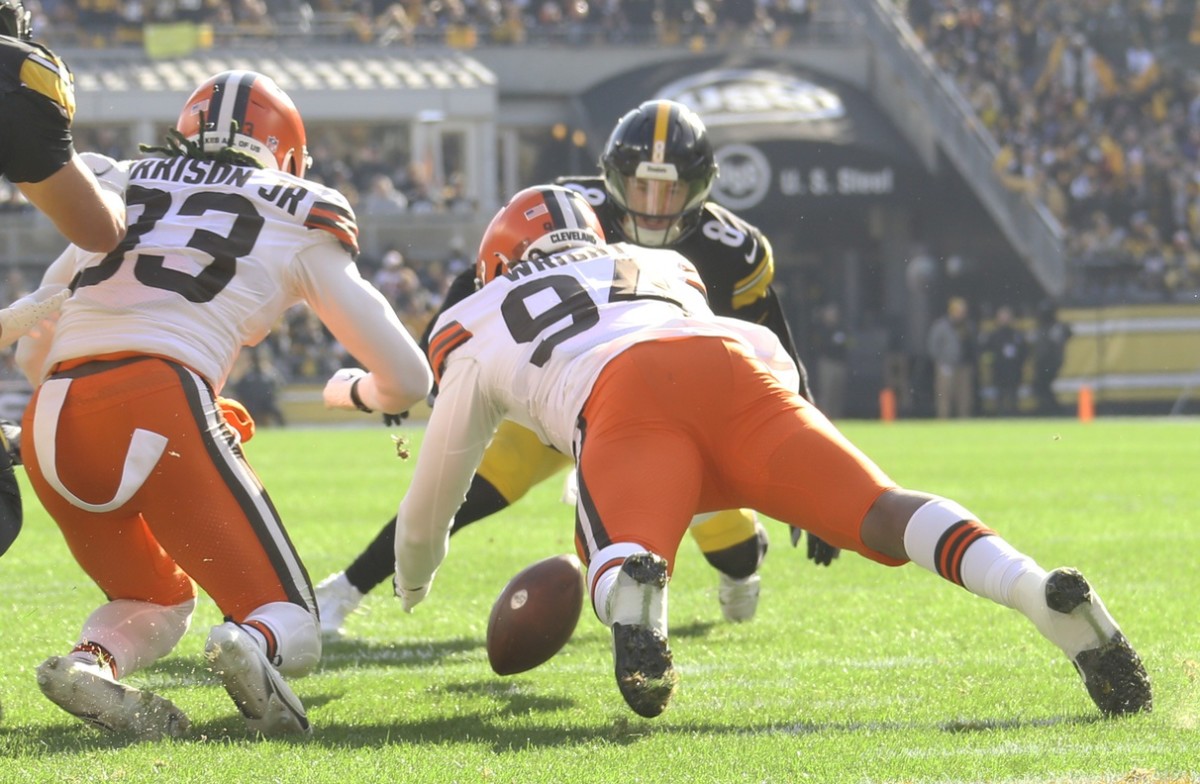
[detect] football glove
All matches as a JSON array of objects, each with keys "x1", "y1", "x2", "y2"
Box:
[
  {"x1": 790, "y1": 527, "x2": 841, "y2": 566},
  {"x1": 78, "y1": 151, "x2": 130, "y2": 197},
  {"x1": 394, "y1": 575, "x2": 429, "y2": 613},
  {"x1": 382, "y1": 410, "x2": 409, "y2": 427},
  {"x1": 0, "y1": 285, "x2": 69, "y2": 349},
  {"x1": 0, "y1": 419, "x2": 20, "y2": 466},
  {"x1": 323, "y1": 367, "x2": 373, "y2": 412},
  {"x1": 216, "y1": 397, "x2": 255, "y2": 444}
]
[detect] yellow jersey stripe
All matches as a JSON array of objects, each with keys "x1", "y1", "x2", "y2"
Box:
[
  {"x1": 20, "y1": 50, "x2": 75, "y2": 122},
  {"x1": 732, "y1": 247, "x2": 774, "y2": 309}
]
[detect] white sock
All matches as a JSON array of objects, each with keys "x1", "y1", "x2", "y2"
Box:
[
  {"x1": 587, "y1": 543, "x2": 652, "y2": 626},
  {"x1": 77, "y1": 598, "x2": 196, "y2": 679},
  {"x1": 903, "y1": 498, "x2": 1045, "y2": 608}
]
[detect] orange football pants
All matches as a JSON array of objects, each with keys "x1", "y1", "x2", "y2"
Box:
[
  {"x1": 573, "y1": 336, "x2": 903, "y2": 572},
  {"x1": 21, "y1": 355, "x2": 315, "y2": 620}
]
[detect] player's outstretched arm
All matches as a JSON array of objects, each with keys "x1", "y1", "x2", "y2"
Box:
[
  {"x1": 17, "y1": 152, "x2": 127, "y2": 253},
  {"x1": 0, "y1": 285, "x2": 68, "y2": 350}
]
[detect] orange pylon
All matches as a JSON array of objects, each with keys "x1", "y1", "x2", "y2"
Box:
[
  {"x1": 1077, "y1": 385, "x2": 1095, "y2": 423},
  {"x1": 879, "y1": 388, "x2": 897, "y2": 422}
]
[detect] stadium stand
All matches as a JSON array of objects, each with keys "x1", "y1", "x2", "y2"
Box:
[{"x1": 4, "y1": 0, "x2": 1200, "y2": 417}]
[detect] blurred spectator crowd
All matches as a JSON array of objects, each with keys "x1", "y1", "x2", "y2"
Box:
[
  {"x1": 8, "y1": 0, "x2": 1200, "y2": 417},
  {"x1": 903, "y1": 0, "x2": 1200, "y2": 304},
  {"x1": 20, "y1": 0, "x2": 819, "y2": 50}
]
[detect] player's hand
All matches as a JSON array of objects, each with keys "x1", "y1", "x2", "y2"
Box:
[
  {"x1": 323, "y1": 367, "x2": 372, "y2": 412},
  {"x1": 394, "y1": 576, "x2": 429, "y2": 613},
  {"x1": 78, "y1": 151, "x2": 130, "y2": 196},
  {"x1": 382, "y1": 410, "x2": 409, "y2": 427},
  {"x1": 0, "y1": 285, "x2": 69, "y2": 349},
  {"x1": 216, "y1": 397, "x2": 256, "y2": 444},
  {"x1": 0, "y1": 420, "x2": 21, "y2": 466},
  {"x1": 789, "y1": 527, "x2": 841, "y2": 566}
]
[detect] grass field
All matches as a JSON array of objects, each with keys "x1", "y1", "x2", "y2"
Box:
[{"x1": 0, "y1": 418, "x2": 1197, "y2": 783}]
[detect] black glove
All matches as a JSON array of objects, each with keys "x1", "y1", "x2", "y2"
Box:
[
  {"x1": 0, "y1": 419, "x2": 21, "y2": 466},
  {"x1": 382, "y1": 410, "x2": 409, "y2": 427},
  {"x1": 789, "y1": 526, "x2": 840, "y2": 566}
]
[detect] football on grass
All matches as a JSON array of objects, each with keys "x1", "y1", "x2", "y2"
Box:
[{"x1": 486, "y1": 553, "x2": 586, "y2": 676}]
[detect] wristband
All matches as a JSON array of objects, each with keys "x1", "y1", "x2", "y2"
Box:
[{"x1": 349, "y1": 377, "x2": 373, "y2": 413}]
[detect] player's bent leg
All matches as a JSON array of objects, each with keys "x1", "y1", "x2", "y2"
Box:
[
  {"x1": 449, "y1": 473, "x2": 513, "y2": 533},
  {"x1": 892, "y1": 492, "x2": 1152, "y2": 716},
  {"x1": 691, "y1": 509, "x2": 766, "y2": 578},
  {"x1": 205, "y1": 602, "x2": 316, "y2": 737},
  {"x1": 590, "y1": 545, "x2": 676, "y2": 718},
  {"x1": 80, "y1": 598, "x2": 196, "y2": 677},
  {"x1": 454, "y1": 419, "x2": 571, "y2": 535},
  {"x1": 691, "y1": 509, "x2": 768, "y2": 623}
]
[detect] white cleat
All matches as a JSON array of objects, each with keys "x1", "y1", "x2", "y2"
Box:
[
  {"x1": 36, "y1": 656, "x2": 189, "y2": 740},
  {"x1": 1039, "y1": 568, "x2": 1152, "y2": 716},
  {"x1": 718, "y1": 572, "x2": 761, "y2": 623},
  {"x1": 205, "y1": 622, "x2": 311, "y2": 737},
  {"x1": 315, "y1": 572, "x2": 364, "y2": 637}
]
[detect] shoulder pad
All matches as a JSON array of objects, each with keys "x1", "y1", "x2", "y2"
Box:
[
  {"x1": 680, "y1": 202, "x2": 775, "y2": 308},
  {"x1": 427, "y1": 319, "x2": 474, "y2": 387},
  {"x1": 10, "y1": 41, "x2": 75, "y2": 122},
  {"x1": 303, "y1": 187, "x2": 359, "y2": 257}
]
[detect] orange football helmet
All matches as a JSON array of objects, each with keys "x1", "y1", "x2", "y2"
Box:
[
  {"x1": 476, "y1": 185, "x2": 606, "y2": 286},
  {"x1": 176, "y1": 70, "x2": 310, "y2": 177}
]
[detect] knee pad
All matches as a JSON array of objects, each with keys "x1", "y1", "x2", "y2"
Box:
[
  {"x1": 692, "y1": 510, "x2": 767, "y2": 579},
  {"x1": 243, "y1": 601, "x2": 321, "y2": 677}
]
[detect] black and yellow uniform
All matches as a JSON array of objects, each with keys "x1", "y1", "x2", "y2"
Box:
[
  {"x1": 557, "y1": 174, "x2": 808, "y2": 396},
  {"x1": 0, "y1": 34, "x2": 78, "y2": 554},
  {"x1": 0, "y1": 35, "x2": 75, "y2": 184}
]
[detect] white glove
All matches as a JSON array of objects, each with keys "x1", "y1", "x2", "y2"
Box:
[
  {"x1": 0, "y1": 286, "x2": 69, "y2": 349},
  {"x1": 323, "y1": 367, "x2": 372, "y2": 412},
  {"x1": 78, "y1": 152, "x2": 130, "y2": 197},
  {"x1": 394, "y1": 577, "x2": 430, "y2": 613}
]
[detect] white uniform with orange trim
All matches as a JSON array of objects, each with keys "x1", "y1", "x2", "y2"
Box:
[
  {"x1": 396, "y1": 243, "x2": 810, "y2": 596},
  {"x1": 16, "y1": 154, "x2": 431, "y2": 675},
  {"x1": 23, "y1": 156, "x2": 414, "y2": 397}
]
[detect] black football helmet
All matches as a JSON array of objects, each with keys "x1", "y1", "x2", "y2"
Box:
[
  {"x1": 600, "y1": 99, "x2": 717, "y2": 247},
  {"x1": 0, "y1": 0, "x2": 31, "y2": 40}
]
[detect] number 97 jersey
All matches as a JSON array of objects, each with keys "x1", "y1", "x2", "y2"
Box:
[{"x1": 427, "y1": 242, "x2": 796, "y2": 456}]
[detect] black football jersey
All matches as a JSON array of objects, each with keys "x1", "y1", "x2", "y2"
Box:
[
  {"x1": 556, "y1": 174, "x2": 808, "y2": 398},
  {"x1": 0, "y1": 36, "x2": 74, "y2": 183}
]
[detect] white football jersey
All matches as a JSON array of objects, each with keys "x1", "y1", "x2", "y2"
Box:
[
  {"x1": 24, "y1": 155, "x2": 412, "y2": 395},
  {"x1": 429, "y1": 242, "x2": 799, "y2": 454},
  {"x1": 394, "y1": 242, "x2": 801, "y2": 592}
]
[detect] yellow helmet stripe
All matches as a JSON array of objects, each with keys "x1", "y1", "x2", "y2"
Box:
[{"x1": 651, "y1": 101, "x2": 673, "y2": 164}]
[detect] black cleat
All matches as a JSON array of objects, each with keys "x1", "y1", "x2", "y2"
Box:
[
  {"x1": 612, "y1": 623, "x2": 677, "y2": 718},
  {"x1": 607, "y1": 552, "x2": 677, "y2": 718}
]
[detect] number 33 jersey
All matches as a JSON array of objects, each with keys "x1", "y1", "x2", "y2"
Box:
[
  {"x1": 28, "y1": 156, "x2": 361, "y2": 392},
  {"x1": 425, "y1": 243, "x2": 800, "y2": 457}
]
